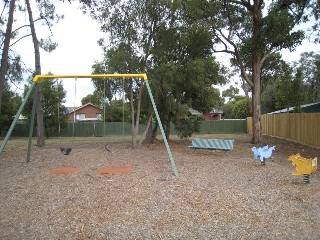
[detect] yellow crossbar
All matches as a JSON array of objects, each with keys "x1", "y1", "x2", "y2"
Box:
[{"x1": 33, "y1": 73, "x2": 148, "y2": 83}]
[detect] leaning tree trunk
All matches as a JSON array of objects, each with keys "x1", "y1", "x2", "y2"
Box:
[
  {"x1": 26, "y1": 0, "x2": 45, "y2": 147},
  {"x1": 0, "y1": 0, "x2": 16, "y2": 115},
  {"x1": 138, "y1": 111, "x2": 153, "y2": 147}
]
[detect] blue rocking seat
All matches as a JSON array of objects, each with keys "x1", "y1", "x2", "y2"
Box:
[{"x1": 189, "y1": 138, "x2": 234, "y2": 151}]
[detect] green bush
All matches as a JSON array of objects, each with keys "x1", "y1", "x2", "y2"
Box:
[{"x1": 174, "y1": 116, "x2": 201, "y2": 139}]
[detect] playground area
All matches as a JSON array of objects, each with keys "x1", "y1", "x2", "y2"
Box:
[{"x1": 0, "y1": 134, "x2": 319, "y2": 239}]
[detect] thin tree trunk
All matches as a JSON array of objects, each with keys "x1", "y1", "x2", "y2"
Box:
[
  {"x1": 145, "y1": 119, "x2": 153, "y2": 143},
  {"x1": 0, "y1": 0, "x2": 16, "y2": 114},
  {"x1": 26, "y1": 0, "x2": 45, "y2": 147},
  {"x1": 151, "y1": 121, "x2": 158, "y2": 143},
  {"x1": 132, "y1": 11, "x2": 157, "y2": 147},
  {"x1": 138, "y1": 111, "x2": 153, "y2": 147},
  {"x1": 129, "y1": 79, "x2": 136, "y2": 148},
  {"x1": 131, "y1": 78, "x2": 144, "y2": 149}
]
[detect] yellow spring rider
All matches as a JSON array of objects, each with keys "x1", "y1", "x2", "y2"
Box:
[{"x1": 288, "y1": 153, "x2": 318, "y2": 183}]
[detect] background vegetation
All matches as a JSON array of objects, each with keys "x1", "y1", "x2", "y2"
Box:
[{"x1": 1, "y1": 0, "x2": 319, "y2": 143}]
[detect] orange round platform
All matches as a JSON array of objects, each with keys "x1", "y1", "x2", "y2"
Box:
[{"x1": 48, "y1": 167, "x2": 80, "y2": 174}]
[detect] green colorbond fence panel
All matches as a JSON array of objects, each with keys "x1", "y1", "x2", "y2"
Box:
[
  {"x1": 199, "y1": 120, "x2": 246, "y2": 134},
  {"x1": 10, "y1": 124, "x2": 33, "y2": 137},
  {"x1": 9, "y1": 120, "x2": 247, "y2": 137}
]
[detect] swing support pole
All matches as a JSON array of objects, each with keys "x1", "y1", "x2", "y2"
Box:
[
  {"x1": 144, "y1": 80, "x2": 179, "y2": 176},
  {"x1": 26, "y1": 83, "x2": 39, "y2": 162},
  {"x1": 0, "y1": 81, "x2": 36, "y2": 155}
]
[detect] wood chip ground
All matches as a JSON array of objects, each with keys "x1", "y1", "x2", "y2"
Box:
[{"x1": 0, "y1": 134, "x2": 319, "y2": 239}]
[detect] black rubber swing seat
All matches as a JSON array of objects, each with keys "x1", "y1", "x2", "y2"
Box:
[{"x1": 60, "y1": 147, "x2": 72, "y2": 155}]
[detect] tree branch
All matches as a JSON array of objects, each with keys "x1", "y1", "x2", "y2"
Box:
[
  {"x1": 213, "y1": 29, "x2": 253, "y2": 87},
  {"x1": 260, "y1": 50, "x2": 271, "y2": 68},
  {"x1": 229, "y1": 0, "x2": 253, "y2": 11},
  {"x1": 0, "y1": 0, "x2": 8, "y2": 19},
  {"x1": 11, "y1": 18, "x2": 43, "y2": 36},
  {"x1": 9, "y1": 34, "x2": 32, "y2": 47}
]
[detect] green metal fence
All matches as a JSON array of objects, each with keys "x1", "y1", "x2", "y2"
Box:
[
  {"x1": 61, "y1": 122, "x2": 146, "y2": 137},
  {"x1": 199, "y1": 119, "x2": 247, "y2": 134},
  {"x1": 8, "y1": 119, "x2": 247, "y2": 137}
]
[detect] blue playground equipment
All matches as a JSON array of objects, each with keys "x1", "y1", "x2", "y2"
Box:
[
  {"x1": 251, "y1": 145, "x2": 276, "y2": 165},
  {"x1": 189, "y1": 138, "x2": 234, "y2": 151}
]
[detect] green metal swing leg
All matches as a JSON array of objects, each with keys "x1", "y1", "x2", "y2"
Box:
[
  {"x1": 145, "y1": 80, "x2": 179, "y2": 177},
  {"x1": 0, "y1": 82, "x2": 36, "y2": 156}
]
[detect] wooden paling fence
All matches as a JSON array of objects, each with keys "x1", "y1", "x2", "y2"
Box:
[{"x1": 247, "y1": 113, "x2": 320, "y2": 148}]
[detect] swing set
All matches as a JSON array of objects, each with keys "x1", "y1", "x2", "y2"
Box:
[{"x1": 0, "y1": 73, "x2": 179, "y2": 176}]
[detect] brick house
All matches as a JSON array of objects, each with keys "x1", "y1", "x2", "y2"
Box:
[
  {"x1": 67, "y1": 103, "x2": 103, "y2": 122},
  {"x1": 189, "y1": 108, "x2": 223, "y2": 120},
  {"x1": 203, "y1": 108, "x2": 223, "y2": 120}
]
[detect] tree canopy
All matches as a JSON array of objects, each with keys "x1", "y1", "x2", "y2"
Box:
[
  {"x1": 180, "y1": 0, "x2": 306, "y2": 143},
  {"x1": 81, "y1": 0, "x2": 228, "y2": 142},
  {"x1": 23, "y1": 76, "x2": 67, "y2": 138}
]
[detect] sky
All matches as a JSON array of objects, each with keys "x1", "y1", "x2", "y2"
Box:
[
  {"x1": 6, "y1": 1, "x2": 320, "y2": 107},
  {"x1": 10, "y1": 1, "x2": 103, "y2": 107}
]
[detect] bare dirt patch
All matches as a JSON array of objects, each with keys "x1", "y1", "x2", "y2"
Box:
[{"x1": 0, "y1": 134, "x2": 319, "y2": 239}]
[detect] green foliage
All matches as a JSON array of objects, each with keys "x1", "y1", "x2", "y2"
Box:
[
  {"x1": 221, "y1": 86, "x2": 250, "y2": 119},
  {"x1": 23, "y1": 76, "x2": 67, "y2": 138},
  {"x1": 0, "y1": 82, "x2": 21, "y2": 132},
  {"x1": 187, "y1": 0, "x2": 306, "y2": 143},
  {"x1": 291, "y1": 68, "x2": 306, "y2": 112},
  {"x1": 81, "y1": 91, "x2": 102, "y2": 107},
  {"x1": 279, "y1": 0, "x2": 320, "y2": 43},
  {"x1": 275, "y1": 68, "x2": 306, "y2": 111},
  {"x1": 91, "y1": 43, "x2": 142, "y2": 109},
  {"x1": 232, "y1": 98, "x2": 250, "y2": 119},
  {"x1": 261, "y1": 83, "x2": 278, "y2": 114},
  {"x1": 175, "y1": 116, "x2": 201, "y2": 139},
  {"x1": 295, "y1": 51, "x2": 320, "y2": 103},
  {"x1": 174, "y1": 104, "x2": 201, "y2": 139},
  {"x1": 39, "y1": 38, "x2": 58, "y2": 53},
  {"x1": 222, "y1": 86, "x2": 240, "y2": 102},
  {"x1": 260, "y1": 53, "x2": 293, "y2": 113},
  {"x1": 221, "y1": 96, "x2": 250, "y2": 119},
  {"x1": 5, "y1": 54, "x2": 25, "y2": 83},
  {"x1": 104, "y1": 100, "x2": 130, "y2": 122},
  {"x1": 85, "y1": 0, "x2": 228, "y2": 140},
  {"x1": 260, "y1": 6, "x2": 304, "y2": 52},
  {"x1": 221, "y1": 102, "x2": 234, "y2": 119}
]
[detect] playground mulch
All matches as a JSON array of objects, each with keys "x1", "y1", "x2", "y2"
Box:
[
  {"x1": 97, "y1": 166, "x2": 132, "y2": 174},
  {"x1": 0, "y1": 134, "x2": 319, "y2": 239}
]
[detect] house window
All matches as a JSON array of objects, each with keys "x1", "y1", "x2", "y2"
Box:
[
  {"x1": 96, "y1": 113, "x2": 102, "y2": 120},
  {"x1": 76, "y1": 114, "x2": 85, "y2": 120}
]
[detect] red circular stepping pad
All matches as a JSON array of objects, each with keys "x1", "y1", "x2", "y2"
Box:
[
  {"x1": 48, "y1": 167, "x2": 80, "y2": 174},
  {"x1": 97, "y1": 166, "x2": 132, "y2": 174}
]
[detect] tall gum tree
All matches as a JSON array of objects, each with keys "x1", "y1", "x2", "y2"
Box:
[
  {"x1": 82, "y1": 0, "x2": 167, "y2": 149},
  {"x1": 25, "y1": 0, "x2": 61, "y2": 146},
  {"x1": 183, "y1": 0, "x2": 304, "y2": 143},
  {"x1": 0, "y1": 0, "x2": 16, "y2": 115},
  {"x1": 26, "y1": 0, "x2": 45, "y2": 146},
  {"x1": 83, "y1": 0, "x2": 228, "y2": 146}
]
